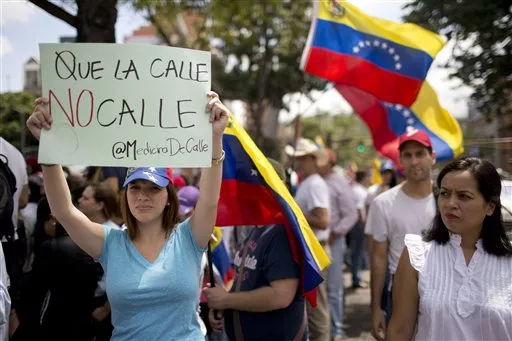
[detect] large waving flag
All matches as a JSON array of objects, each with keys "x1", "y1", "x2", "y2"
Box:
[
  {"x1": 301, "y1": 1, "x2": 445, "y2": 106},
  {"x1": 216, "y1": 117, "x2": 330, "y2": 306},
  {"x1": 336, "y1": 82, "x2": 464, "y2": 166}
]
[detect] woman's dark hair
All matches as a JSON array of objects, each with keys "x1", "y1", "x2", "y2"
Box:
[
  {"x1": 28, "y1": 180, "x2": 42, "y2": 203},
  {"x1": 33, "y1": 197, "x2": 53, "y2": 254},
  {"x1": 423, "y1": 157, "x2": 512, "y2": 256},
  {"x1": 382, "y1": 169, "x2": 397, "y2": 188},
  {"x1": 355, "y1": 170, "x2": 368, "y2": 184}
]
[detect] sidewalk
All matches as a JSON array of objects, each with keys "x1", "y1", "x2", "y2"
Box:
[{"x1": 343, "y1": 270, "x2": 373, "y2": 341}]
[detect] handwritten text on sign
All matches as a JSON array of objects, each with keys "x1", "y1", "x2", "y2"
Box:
[{"x1": 38, "y1": 43, "x2": 212, "y2": 167}]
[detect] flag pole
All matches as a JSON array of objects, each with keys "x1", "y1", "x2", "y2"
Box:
[
  {"x1": 207, "y1": 240, "x2": 216, "y2": 288},
  {"x1": 207, "y1": 240, "x2": 223, "y2": 320}
]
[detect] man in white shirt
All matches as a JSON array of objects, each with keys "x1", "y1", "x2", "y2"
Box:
[
  {"x1": 285, "y1": 138, "x2": 330, "y2": 341},
  {"x1": 366, "y1": 130, "x2": 437, "y2": 341},
  {"x1": 351, "y1": 170, "x2": 371, "y2": 288}
]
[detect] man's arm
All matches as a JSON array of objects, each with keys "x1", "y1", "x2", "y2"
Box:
[
  {"x1": 18, "y1": 184, "x2": 29, "y2": 210},
  {"x1": 371, "y1": 240, "x2": 388, "y2": 341},
  {"x1": 331, "y1": 186, "x2": 358, "y2": 235},
  {"x1": 305, "y1": 207, "x2": 329, "y2": 230},
  {"x1": 358, "y1": 209, "x2": 365, "y2": 225},
  {"x1": 206, "y1": 278, "x2": 299, "y2": 312},
  {"x1": 304, "y1": 177, "x2": 330, "y2": 230}
]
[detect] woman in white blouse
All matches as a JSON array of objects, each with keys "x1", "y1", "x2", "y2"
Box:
[{"x1": 387, "y1": 157, "x2": 512, "y2": 341}]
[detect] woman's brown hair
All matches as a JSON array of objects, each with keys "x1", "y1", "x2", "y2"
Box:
[
  {"x1": 88, "y1": 182, "x2": 121, "y2": 222},
  {"x1": 120, "y1": 184, "x2": 180, "y2": 240}
]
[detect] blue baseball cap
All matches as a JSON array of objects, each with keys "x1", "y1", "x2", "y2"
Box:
[
  {"x1": 380, "y1": 160, "x2": 395, "y2": 173},
  {"x1": 123, "y1": 167, "x2": 171, "y2": 188}
]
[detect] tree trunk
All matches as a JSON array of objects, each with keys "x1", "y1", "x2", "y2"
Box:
[{"x1": 76, "y1": 0, "x2": 118, "y2": 42}]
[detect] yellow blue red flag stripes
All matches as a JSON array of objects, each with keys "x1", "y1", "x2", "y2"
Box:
[
  {"x1": 216, "y1": 116, "x2": 330, "y2": 306},
  {"x1": 336, "y1": 82, "x2": 464, "y2": 167},
  {"x1": 301, "y1": 1, "x2": 445, "y2": 106}
]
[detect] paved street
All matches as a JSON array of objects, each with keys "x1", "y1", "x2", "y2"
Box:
[{"x1": 343, "y1": 270, "x2": 373, "y2": 341}]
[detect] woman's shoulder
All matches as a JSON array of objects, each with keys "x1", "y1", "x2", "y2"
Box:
[
  {"x1": 404, "y1": 234, "x2": 432, "y2": 272},
  {"x1": 102, "y1": 222, "x2": 127, "y2": 244},
  {"x1": 171, "y1": 218, "x2": 206, "y2": 254}
]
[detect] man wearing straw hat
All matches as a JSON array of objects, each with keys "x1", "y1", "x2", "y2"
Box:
[{"x1": 285, "y1": 138, "x2": 331, "y2": 341}]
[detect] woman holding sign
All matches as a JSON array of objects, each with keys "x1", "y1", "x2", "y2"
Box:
[{"x1": 26, "y1": 91, "x2": 229, "y2": 341}]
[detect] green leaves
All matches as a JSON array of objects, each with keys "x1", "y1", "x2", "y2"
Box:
[
  {"x1": 300, "y1": 113, "x2": 377, "y2": 167},
  {"x1": 140, "y1": 0, "x2": 326, "y2": 149},
  {"x1": 403, "y1": 0, "x2": 511, "y2": 118},
  {"x1": 0, "y1": 92, "x2": 39, "y2": 150}
]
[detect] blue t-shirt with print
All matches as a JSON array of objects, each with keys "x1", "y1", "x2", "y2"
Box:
[
  {"x1": 99, "y1": 218, "x2": 206, "y2": 341},
  {"x1": 224, "y1": 225, "x2": 306, "y2": 341}
]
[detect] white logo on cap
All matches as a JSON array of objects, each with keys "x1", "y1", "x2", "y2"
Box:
[
  {"x1": 142, "y1": 171, "x2": 157, "y2": 182},
  {"x1": 148, "y1": 167, "x2": 157, "y2": 173}
]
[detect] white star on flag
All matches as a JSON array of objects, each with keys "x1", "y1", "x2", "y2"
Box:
[
  {"x1": 250, "y1": 169, "x2": 258, "y2": 176},
  {"x1": 406, "y1": 126, "x2": 418, "y2": 134},
  {"x1": 350, "y1": 39, "x2": 403, "y2": 71},
  {"x1": 148, "y1": 167, "x2": 157, "y2": 172}
]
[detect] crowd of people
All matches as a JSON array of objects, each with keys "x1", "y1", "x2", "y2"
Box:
[{"x1": 0, "y1": 93, "x2": 510, "y2": 341}]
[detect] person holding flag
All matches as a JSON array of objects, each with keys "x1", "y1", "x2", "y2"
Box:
[
  {"x1": 204, "y1": 159, "x2": 307, "y2": 341},
  {"x1": 26, "y1": 92, "x2": 229, "y2": 341},
  {"x1": 285, "y1": 139, "x2": 331, "y2": 341}
]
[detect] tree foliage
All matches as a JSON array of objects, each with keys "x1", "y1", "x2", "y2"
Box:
[
  {"x1": 141, "y1": 0, "x2": 326, "y2": 149},
  {"x1": 0, "y1": 92, "x2": 39, "y2": 151},
  {"x1": 403, "y1": 0, "x2": 511, "y2": 118},
  {"x1": 300, "y1": 113, "x2": 378, "y2": 169},
  {"x1": 205, "y1": 0, "x2": 325, "y2": 147}
]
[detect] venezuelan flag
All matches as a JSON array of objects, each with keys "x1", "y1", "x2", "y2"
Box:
[
  {"x1": 210, "y1": 227, "x2": 234, "y2": 284},
  {"x1": 302, "y1": 1, "x2": 445, "y2": 106},
  {"x1": 336, "y1": 82, "x2": 464, "y2": 167},
  {"x1": 216, "y1": 117, "x2": 330, "y2": 306}
]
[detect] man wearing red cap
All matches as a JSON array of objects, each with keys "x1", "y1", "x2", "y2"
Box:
[{"x1": 366, "y1": 129, "x2": 437, "y2": 341}]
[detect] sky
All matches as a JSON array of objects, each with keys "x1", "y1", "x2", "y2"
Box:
[{"x1": 0, "y1": 0, "x2": 472, "y2": 123}]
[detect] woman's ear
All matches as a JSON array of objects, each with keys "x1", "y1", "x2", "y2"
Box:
[
  {"x1": 96, "y1": 201, "x2": 105, "y2": 213},
  {"x1": 486, "y1": 202, "x2": 496, "y2": 216}
]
